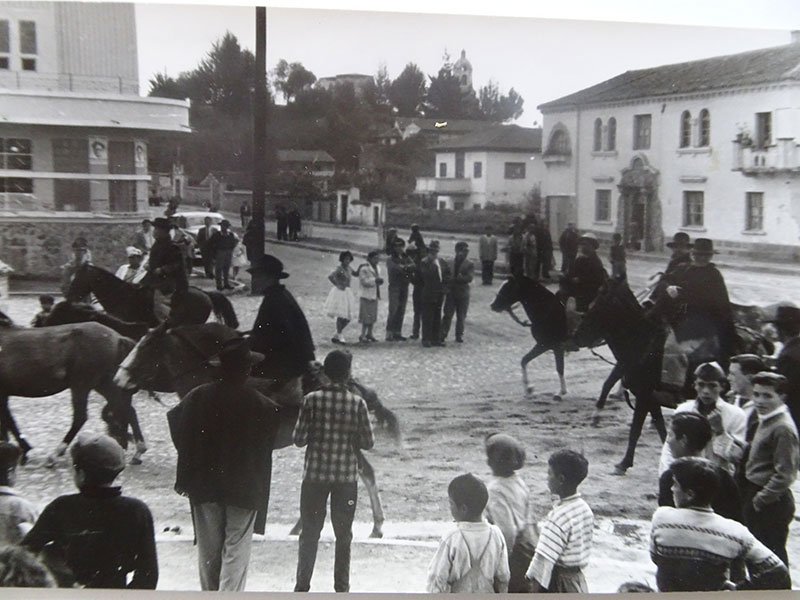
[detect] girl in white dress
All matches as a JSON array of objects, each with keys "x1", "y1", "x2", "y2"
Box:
[{"x1": 323, "y1": 251, "x2": 357, "y2": 344}]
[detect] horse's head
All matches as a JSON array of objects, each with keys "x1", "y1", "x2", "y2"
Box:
[
  {"x1": 65, "y1": 263, "x2": 94, "y2": 303},
  {"x1": 114, "y1": 321, "x2": 169, "y2": 391},
  {"x1": 45, "y1": 301, "x2": 94, "y2": 327},
  {"x1": 490, "y1": 277, "x2": 522, "y2": 313},
  {"x1": 574, "y1": 278, "x2": 640, "y2": 347}
]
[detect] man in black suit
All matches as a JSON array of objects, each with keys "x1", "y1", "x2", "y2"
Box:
[
  {"x1": 419, "y1": 240, "x2": 450, "y2": 347},
  {"x1": 441, "y1": 241, "x2": 474, "y2": 344},
  {"x1": 196, "y1": 216, "x2": 217, "y2": 279}
]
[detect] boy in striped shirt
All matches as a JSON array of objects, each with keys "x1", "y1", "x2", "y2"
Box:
[{"x1": 525, "y1": 449, "x2": 594, "y2": 593}]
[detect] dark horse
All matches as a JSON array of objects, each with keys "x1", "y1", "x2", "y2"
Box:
[
  {"x1": 114, "y1": 322, "x2": 401, "y2": 538},
  {"x1": 0, "y1": 314, "x2": 135, "y2": 466},
  {"x1": 45, "y1": 301, "x2": 150, "y2": 340},
  {"x1": 490, "y1": 275, "x2": 569, "y2": 399},
  {"x1": 67, "y1": 263, "x2": 239, "y2": 329}
]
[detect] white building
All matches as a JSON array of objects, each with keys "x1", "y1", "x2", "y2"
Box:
[
  {"x1": 539, "y1": 36, "x2": 800, "y2": 260},
  {"x1": 414, "y1": 124, "x2": 543, "y2": 210},
  {"x1": 0, "y1": 1, "x2": 189, "y2": 213}
]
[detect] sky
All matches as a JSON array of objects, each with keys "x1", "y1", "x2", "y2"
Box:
[{"x1": 134, "y1": 0, "x2": 800, "y2": 125}]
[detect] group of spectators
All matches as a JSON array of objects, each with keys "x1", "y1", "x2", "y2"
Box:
[{"x1": 275, "y1": 206, "x2": 303, "y2": 242}]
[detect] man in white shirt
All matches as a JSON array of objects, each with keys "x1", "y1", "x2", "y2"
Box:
[
  {"x1": 115, "y1": 247, "x2": 147, "y2": 285},
  {"x1": 658, "y1": 362, "x2": 746, "y2": 475}
]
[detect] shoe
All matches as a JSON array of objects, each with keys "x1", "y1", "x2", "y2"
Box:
[
  {"x1": 331, "y1": 337, "x2": 345, "y2": 345},
  {"x1": 433, "y1": 341, "x2": 447, "y2": 347},
  {"x1": 366, "y1": 335, "x2": 378, "y2": 342},
  {"x1": 455, "y1": 337, "x2": 463, "y2": 343},
  {"x1": 409, "y1": 334, "x2": 419, "y2": 340},
  {"x1": 359, "y1": 336, "x2": 368, "y2": 344},
  {"x1": 422, "y1": 341, "x2": 432, "y2": 348},
  {"x1": 385, "y1": 335, "x2": 396, "y2": 342},
  {"x1": 395, "y1": 335, "x2": 408, "y2": 342}
]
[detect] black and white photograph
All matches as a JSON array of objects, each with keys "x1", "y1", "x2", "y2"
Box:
[{"x1": 0, "y1": 0, "x2": 799, "y2": 593}]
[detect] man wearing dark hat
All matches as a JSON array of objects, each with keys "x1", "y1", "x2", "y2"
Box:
[
  {"x1": 419, "y1": 240, "x2": 450, "y2": 347},
  {"x1": 196, "y1": 216, "x2": 218, "y2": 279},
  {"x1": 441, "y1": 241, "x2": 474, "y2": 343},
  {"x1": 566, "y1": 232, "x2": 607, "y2": 312},
  {"x1": 208, "y1": 219, "x2": 238, "y2": 291},
  {"x1": 248, "y1": 255, "x2": 316, "y2": 401},
  {"x1": 768, "y1": 306, "x2": 800, "y2": 433},
  {"x1": 664, "y1": 232, "x2": 693, "y2": 276},
  {"x1": 167, "y1": 337, "x2": 280, "y2": 591},
  {"x1": 60, "y1": 237, "x2": 93, "y2": 300},
  {"x1": 385, "y1": 237, "x2": 414, "y2": 341},
  {"x1": 142, "y1": 217, "x2": 188, "y2": 323}
]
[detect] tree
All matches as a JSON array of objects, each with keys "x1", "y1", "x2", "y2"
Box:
[
  {"x1": 148, "y1": 72, "x2": 187, "y2": 100},
  {"x1": 479, "y1": 81, "x2": 525, "y2": 122},
  {"x1": 388, "y1": 63, "x2": 427, "y2": 117},
  {"x1": 272, "y1": 59, "x2": 317, "y2": 102},
  {"x1": 375, "y1": 63, "x2": 391, "y2": 106},
  {"x1": 192, "y1": 32, "x2": 256, "y2": 116},
  {"x1": 424, "y1": 66, "x2": 480, "y2": 119}
]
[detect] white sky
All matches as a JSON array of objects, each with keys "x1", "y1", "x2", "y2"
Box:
[{"x1": 134, "y1": 0, "x2": 800, "y2": 125}]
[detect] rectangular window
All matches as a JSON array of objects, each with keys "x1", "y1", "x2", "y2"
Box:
[
  {"x1": 595, "y1": 189, "x2": 611, "y2": 222},
  {"x1": 19, "y1": 21, "x2": 36, "y2": 55},
  {"x1": 53, "y1": 139, "x2": 89, "y2": 173},
  {"x1": 473, "y1": 161, "x2": 482, "y2": 178},
  {"x1": 504, "y1": 162, "x2": 526, "y2": 179},
  {"x1": 0, "y1": 20, "x2": 9, "y2": 53},
  {"x1": 439, "y1": 162, "x2": 447, "y2": 177},
  {"x1": 1, "y1": 138, "x2": 33, "y2": 170},
  {"x1": 0, "y1": 57, "x2": 8, "y2": 70},
  {"x1": 21, "y1": 57, "x2": 36, "y2": 71},
  {"x1": 454, "y1": 201, "x2": 464, "y2": 211},
  {"x1": 756, "y1": 112, "x2": 772, "y2": 148},
  {"x1": 634, "y1": 114, "x2": 652, "y2": 150},
  {"x1": 745, "y1": 192, "x2": 764, "y2": 231},
  {"x1": 683, "y1": 191, "x2": 704, "y2": 227}
]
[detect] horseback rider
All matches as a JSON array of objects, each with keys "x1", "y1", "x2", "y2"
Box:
[
  {"x1": 115, "y1": 247, "x2": 147, "y2": 285},
  {"x1": 566, "y1": 232, "x2": 607, "y2": 313},
  {"x1": 141, "y1": 217, "x2": 188, "y2": 324},
  {"x1": 248, "y1": 255, "x2": 316, "y2": 406},
  {"x1": 664, "y1": 232, "x2": 693, "y2": 276},
  {"x1": 61, "y1": 237, "x2": 98, "y2": 306}
]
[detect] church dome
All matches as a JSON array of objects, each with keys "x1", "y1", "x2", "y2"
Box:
[{"x1": 454, "y1": 50, "x2": 472, "y2": 70}]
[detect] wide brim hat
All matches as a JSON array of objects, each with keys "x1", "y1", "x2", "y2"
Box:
[
  {"x1": 152, "y1": 217, "x2": 171, "y2": 230},
  {"x1": 765, "y1": 305, "x2": 800, "y2": 328},
  {"x1": 578, "y1": 232, "x2": 600, "y2": 249},
  {"x1": 208, "y1": 337, "x2": 265, "y2": 368},
  {"x1": 220, "y1": 219, "x2": 231, "y2": 227},
  {"x1": 691, "y1": 238, "x2": 718, "y2": 255},
  {"x1": 247, "y1": 254, "x2": 290, "y2": 278},
  {"x1": 666, "y1": 232, "x2": 692, "y2": 249}
]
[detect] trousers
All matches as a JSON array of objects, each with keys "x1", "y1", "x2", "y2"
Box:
[
  {"x1": 481, "y1": 260, "x2": 494, "y2": 285},
  {"x1": 421, "y1": 295, "x2": 444, "y2": 343},
  {"x1": 411, "y1": 284, "x2": 423, "y2": 337},
  {"x1": 193, "y1": 501, "x2": 257, "y2": 591},
  {"x1": 385, "y1": 284, "x2": 409, "y2": 337},
  {"x1": 295, "y1": 480, "x2": 358, "y2": 592},
  {"x1": 215, "y1": 249, "x2": 233, "y2": 289},
  {"x1": 441, "y1": 292, "x2": 470, "y2": 341},
  {"x1": 742, "y1": 482, "x2": 794, "y2": 572}
]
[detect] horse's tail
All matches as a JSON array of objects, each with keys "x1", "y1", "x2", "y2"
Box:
[
  {"x1": 208, "y1": 292, "x2": 240, "y2": 330},
  {"x1": 351, "y1": 379, "x2": 402, "y2": 443}
]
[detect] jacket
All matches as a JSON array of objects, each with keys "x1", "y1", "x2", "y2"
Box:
[
  {"x1": 196, "y1": 225, "x2": 218, "y2": 251},
  {"x1": 419, "y1": 256, "x2": 451, "y2": 302},
  {"x1": 446, "y1": 257, "x2": 474, "y2": 298},
  {"x1": 386, "y1": 253, "x2": 414, "y2": 288},
  {"x1": 479, "y1": 235, "x2": 498, "y2": 262},
  {"x1": 357, "y1": 262, "x2": 382, "y2": 300},
  {"x1": 144, "y1": 238, "x2": 188, "y2": 292},
  {"x1": 568, "y1": 252, "x2": 607, "y2": 311}
]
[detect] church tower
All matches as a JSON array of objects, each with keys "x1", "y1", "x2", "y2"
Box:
[{"x1": 453, "y1": 49, "x2": 473, "y2": 93}]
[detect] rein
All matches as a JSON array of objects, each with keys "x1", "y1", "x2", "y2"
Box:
[{"x1": 589, "y1": 345, "x2": 617, "y2": 366}]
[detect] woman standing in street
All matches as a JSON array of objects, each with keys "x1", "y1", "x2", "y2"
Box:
[{"x1": 323, "y1": 251, "x2": 357, "y2": 344}]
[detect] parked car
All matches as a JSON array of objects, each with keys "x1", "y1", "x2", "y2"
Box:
[{"x1": 173, "y1": 211, "x2": 225, "y2": 265}]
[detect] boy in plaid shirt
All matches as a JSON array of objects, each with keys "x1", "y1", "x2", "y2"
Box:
[{"x1": 293, "y1": 350, "x2": 374, "y2": 592}]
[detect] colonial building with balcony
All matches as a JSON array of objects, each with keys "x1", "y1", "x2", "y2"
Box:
[
  {"x1": 538, "y1": 34, "x2": 800, "y2": 260},
  {"x1": 0, "y1": 2, "x2": 190, "y2": 276},
  {"x1": 414, "y1": 124, "x2": 543, "y2": 210}
]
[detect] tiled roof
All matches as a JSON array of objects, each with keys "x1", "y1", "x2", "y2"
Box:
[
  {"x1": 431, "y1": 124, "x2": 542, "y2": 152},
  {"x1": 277, "y1": 149, "x2": 336, "y2": 163},
  {"x1": 395, "y1": 117, "x2": 487, "y2": 133},
  {"x1": 539, "y1": 42, "x2": 800, "y2": 111}
]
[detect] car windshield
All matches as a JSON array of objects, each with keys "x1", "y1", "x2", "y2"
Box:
[{"x1": 183, "y1": 215, "x2": 222, "y2": 229}]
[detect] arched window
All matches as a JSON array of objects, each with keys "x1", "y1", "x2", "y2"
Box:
[
  {"x1": 699, "y1": 109, "x2": 710, "y2": 147},
  {"x1": 680, "y1": 110, "x2": 691, "y2": 148},
  {"x1": 593, "y1": 118, "x2": 602, "y2": 151},
  {"x1": 548, "y1": 129, "x2": 571, "y2": 155},
  {"x1": 607, "y1": 117, "x2": 616, "y2": 151}
]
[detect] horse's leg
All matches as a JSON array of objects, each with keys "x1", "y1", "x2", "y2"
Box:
[
  {"x1": 521, "y1": 343, "x2": 549, "y2": 398},
  {"x1": 47, "y1": 389, "x2": 89, "y2": 467},
  {"x1": 357, "y1": 451, "x2": 384, "y2": 539},
  {"x1": 648, "y1": 402, "x2": 667, "y2": 443},
  {"x1": 553, "y1": 345, "x2": 567, "y2": 400},
  {"x1": 613, "y1": 393, "x2": 651, "y2": 475},
  {"x1": 0, "y1": 395, "x2": 32, "y2": 463},
  {"x1": 596, "y1": 365, "x2": 623, "y2": 410}
]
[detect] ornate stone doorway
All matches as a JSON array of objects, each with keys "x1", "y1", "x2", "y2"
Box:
[{"x1": 617, "y1": 156, "x2": 663, "y2": 252}]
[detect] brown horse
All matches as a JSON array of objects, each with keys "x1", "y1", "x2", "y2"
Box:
[
  {"x1": 114, "y1": 322, "x2": 401, "y2": 538},
  {"x1": 0, "y1": 313, "x2": 137, "y2": 466},
  {"x1": 44, "y1": 301, "x2": 150, "y2": 340}
]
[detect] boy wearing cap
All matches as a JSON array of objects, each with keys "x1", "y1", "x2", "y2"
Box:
[
  {"x1": 293, "y1": 350, "x2": 374, "y2": 593},
  {"x1": 115, "y1": 247, "x2": 147, "y2": 284},
  {"x1": 741, "y1": 372, "x2": 799, "y2": 572},
  {"x1": 0, "y1": 442, "x2": 39, "y2": 545},
  {"x1": 658, "y1": 362, "x2": 746, "y2": 476},
  {"x1": 168, "y1": 337, "x2": 279, "y2": 591},
  {"x1": 22, "y1": 434, "x2": 157, "y2": 589}
]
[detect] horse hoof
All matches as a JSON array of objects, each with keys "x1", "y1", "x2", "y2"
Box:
[
  {"x1": 55, "y1": 443, "x2": 68, "y2": 457},
  {"x1": 369, "y1": 529, "x2": 384, "y2": 539},
  {"x1": 612, "y1": 463, "x2": 629, "y2": 476},
  {"x1": 130, "y1": 456, "x2": 143, "y2": 466},
  {"x1": 19, "y1": 453, "x2": 29, "y2": 466},
  {"x1": 552, "y1": 394, "x2": 562, "y2": 402},
  {"x1": 135, "y1": 442, "x2": 148, "y2": 455},
  {"x1": 44, "y1": 456, "x2": 57, "y2": 469}
]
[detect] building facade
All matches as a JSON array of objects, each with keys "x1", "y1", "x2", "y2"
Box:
[
  {"x1": 539, "y1": 38, "x2": 800, "y2": 259},
  {"x1": 414, "y1": 124, "x2": 543, "y2": 210}
]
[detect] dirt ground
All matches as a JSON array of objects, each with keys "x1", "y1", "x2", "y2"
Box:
[{"x1": 4, "y1": 243, "x2": 799, "y2": 591}]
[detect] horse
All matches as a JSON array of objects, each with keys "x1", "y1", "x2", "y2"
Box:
[
  {"x1": 66, "y1": 263, "x2": 239, "y2": 329},
  {"x1": 0, "y1": 313, "x2": 138, "y2": 466},
  {"x1": 45, "y1": 301, "x2": 150, "y2": 340},
  {"x1": 490, "y1": 275, "x2": 569, "y2": 399},
  {"x1": 113, "y1": 322, "x2": 401, "y2": 538}
]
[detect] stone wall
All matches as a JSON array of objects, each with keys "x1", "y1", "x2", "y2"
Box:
[{"x1": 0, "y1": 217, "x2": 144, "y2": 278}]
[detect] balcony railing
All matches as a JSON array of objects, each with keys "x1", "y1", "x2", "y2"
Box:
[
  {"x1": 414, "y1": 177, "x2": 472, "y2": 195},
  {"x1": 732, "y1": 139, "x2": 800, "y2": 175},
  {"x1": 0, "y1": 70, "x2": 139, "y2": 95}
]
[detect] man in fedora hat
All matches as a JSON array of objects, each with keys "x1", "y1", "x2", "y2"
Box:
[
  {"x1": 419, "y1": 240, "x2": 450, "y2": 347},
  {"x1": 167, "y1": 337, "x2": 280, "y2": 591},
  {"x1": 60, "y1": 237, "x2": 94, "y2": 300},
  {"x1": 665, "y1": 232, "x2": 693, "y2": 276},
  {"x1": 767, "y1": 305, "x2": 800, "y2": 433},
  {"x1": 248, "y1": 255, "x2": 316, "y2": 402},
  {"x1": 142, "y1": 217, "x2": 188, "y2": 323},
  {"x1": 567, "y1": 232, "x2": 607, "y2": 312}
]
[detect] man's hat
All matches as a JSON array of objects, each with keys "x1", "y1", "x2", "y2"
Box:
[
  {"x1": 71, "y1": 237, "x2": 89, "y2": 250},
  {"x1": 485, "y1": 433, "x2": 525, "y2": 471},
  {"x1": 220, "y1": 219, "x2": 231, "y2": 228},
  {"x1": 692, "y1": 238, "x2": 717, "y2": 255},
  {"x1": 247, "y1": 254, "x2": 290, "y2": 278},
  {"x1": 209, "y1": 337, "x2": 264, "y2": 369},
  {"x1": 70, "y1": 433, "x2": 125, "y2": 473},
  {"x1": 766, "y1": 305, "x2": 800, "y2": 328},
  {"x1": 152, "y1": 217, "x2": 171, "y2": 230},
  {"x1": 0, "y1": 443, "x2": 21, "y2": 471},
  {"x1": 578, "y1": 232, "x2": 599, "y2": 249},
  {"x1": 693, "y1": 361, "x2": 726, "y2": 382},
  {"x1": 125, "y1": 246, "x2": 143, "y2": 258},
  {"x1": 666, "y1": 232, "x2": 692, "y2": 248},
  {"x1": 428, "y1": 240, "x2": 441, "y2": 251}
]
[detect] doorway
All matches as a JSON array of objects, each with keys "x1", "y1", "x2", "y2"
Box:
[{"x1": 340, "y1": 194, "x2": 348, "y2": 224}]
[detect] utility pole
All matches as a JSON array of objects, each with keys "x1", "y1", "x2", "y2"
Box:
[{"x1": 250, "y1": 5, "x2": 267, "y2": 293}]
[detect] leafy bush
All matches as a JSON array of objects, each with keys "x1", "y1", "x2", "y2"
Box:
[{"x1": 386, "y1": 206, "x2": 529, "y2": 234}]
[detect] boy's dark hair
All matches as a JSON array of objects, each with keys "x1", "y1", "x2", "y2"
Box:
[
  {"x1": 617, "y1": 581, "x2": 654, "y2": 593},
  {"x1": 548, "y1": 449, "x2": 589, "y2": 488},
  {"x1": 448, "y1": 473, "x2": 488, "y2": 517},
  {"x1": 670, "y1": 457, "x2": 720, "y2": 506},
  {"x1": 752, "y1": 371, "x2": 788, "y2": 395},
  {"x1": 0, "y1": 546, "x2": 56, "y2": 588},
  {"x1": 367, "y1": 250, "x2": 380, "y2": 260},
  {"x1": 38, "y1": 294, "x2": 55, "y2": 306},
  {"x1": 730, "y1": 354, "x2": 767, "y2": 376},
  {"x1": 324, "y1": 350, "x2": 352, "y2": 382},
  {"x1": 671, "y1": 412, "x2": 712, "y2": 453}
]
